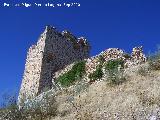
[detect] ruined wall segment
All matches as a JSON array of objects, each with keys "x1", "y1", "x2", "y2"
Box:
[
  {"x1": 18, "y1": 26, "x2": 90, "y2": 106},
  {"x1": 125, "y1": 46, "x2": 147, "y2": 67},
  {"x1": 18, "y1": 24, "x2": 147, "y2": 108},
  {"x1": 18, "y1": 28, "x2": 47, "y2": 106},
  {"x1": 52, "y1": 47, "x2": 147, "y2": 86},
  {"x1": 85, "y1": 47, "x2": 146, "y2": 77}
]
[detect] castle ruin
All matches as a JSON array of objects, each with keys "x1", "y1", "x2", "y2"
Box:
[
  {"x1": 18, "y1": 25, "x2": 147, "y2": 107},
  {"x1": 18, "y1": 26, "x2": 90, "y2": 106}
]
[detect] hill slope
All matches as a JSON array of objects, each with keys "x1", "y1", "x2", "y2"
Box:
[{"x1": 52, "y1": 64, "x2": 160, "y2": 120}]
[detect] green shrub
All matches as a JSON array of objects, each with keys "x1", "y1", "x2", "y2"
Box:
[
  {"x1": 98, "y1": 55, "x2": 105, "y2": 64},
  {"x1": 105, "y1": 59, "x2": 124, "y2": 70},
  {"x1": 105, "y1": 59, "x2": 126, "y2": 85},
  {"x1": 72, "y1": 60, "x2": 86, "y2": 78},
  {"x1": 106, "y1": 69, "x2": 126, "y2": 85},
  {"x1": 57, "y1": 61, "x2": 86, "y2": 87},
  {"x1": 123, "y1": 53, "x2": 131, "y2": 59},
  {"x1": 88, "y1": 55, "x2": 105, "y2": 83},
  {"x1": 88, "y1": 65, "x2": 103, "y2": 81}
]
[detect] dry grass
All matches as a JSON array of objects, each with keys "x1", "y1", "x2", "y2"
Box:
[
  {"x1": 1, "y1": 64, "x2": 160, "y2": 120},
  {"x1": 52, "y1": 66, "x2": 160, "y2": 120}
]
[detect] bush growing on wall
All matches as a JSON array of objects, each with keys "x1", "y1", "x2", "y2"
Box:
[
  {"x1": 88, "y1": 64, "x2": 103, "y2": 81},
  {"x1": 88, "y1": 55, "x2": 105, "y2": 82},
  {"x1": 57, "y1": 60, "x2": 86, "y2": 87},
  {"x1": 98, "y1": 55, "x2": 105, "y2": 64}
]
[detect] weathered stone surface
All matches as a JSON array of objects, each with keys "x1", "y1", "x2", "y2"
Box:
[
  {"x1": 54, "y1": 47, "x2": 146, "y2": 83},
  {"x1": 100, "y1": 48, "x2": 125, "y2": 61},
  {"x1": 18, "y1": 25, "x2": 146, "y2": 108},
  {"x1": 125, "y1": 46, "x2": 147, "y2": 67},
  {"x1": 18, "y1": 26, "x2": 90, "y2": 106}
]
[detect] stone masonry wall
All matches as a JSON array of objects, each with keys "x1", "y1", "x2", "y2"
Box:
[
  {"x1": 18, "y1": 25, "x2": 146, "y2": 107},
  {"x1": 54, "y1": 47, "x2": 146, "y2": 84},
  {"x1": 18, "y1": 26, "x2": 90, "y2": 106},
  {"x1": 18, "y1": 29, "x2": 47, "y2": 106}
]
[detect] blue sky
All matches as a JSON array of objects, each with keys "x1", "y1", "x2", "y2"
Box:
[{"x1": 0, "y1": 0, "x2": 160, "y2": 101}]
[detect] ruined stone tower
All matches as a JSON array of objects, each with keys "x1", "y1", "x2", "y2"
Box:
[{"x1": 18, "y1": 26, "x2": 90, "y2": 105}]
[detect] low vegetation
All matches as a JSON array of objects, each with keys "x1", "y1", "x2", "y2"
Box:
[
  {"x1": 88, "y1": 57, "x2": 126, "y2": 85},
  {"x1": 105, "y1": 59, "x2": 124, "y2": 70},
  {"x1": 137, "y1": 65, "x2": 149, "y2": 76},
  {"x1": 98, "y1": 55, "x2": 106, "y2": 64},
  {"x1": 57, "y1": 60, "x2": 86, "y2": 87},
  {"x1": 2, "y1": 47, "x2": 160, "y2": 119},
  {"x1": 105, "y1": 59, "x2": 126, "y2": 85},
  {"x1": 0, "y1": 92, "x2": 58, "y2": 120},
  {"x1": 88, "y1": 55, "x2": 105, "y2": 82},
  {"x1": 88, "y1": 64, "x2": 103, "y2": 81}
]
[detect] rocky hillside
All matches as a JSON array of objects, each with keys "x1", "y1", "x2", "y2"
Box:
[
  {"x1": 52, "y1": 64, "x2": 160, "y2": 120},
  {"x1": 1, "y1": 26, "x2": 160, "y2": 120},
  {"x1": 1, "y1": 45, "x2": 160, "y2": 120}
]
